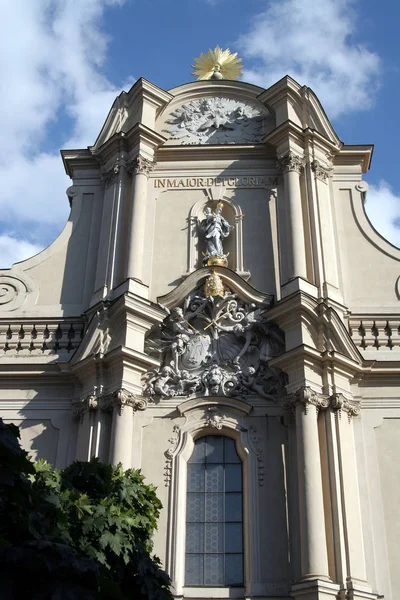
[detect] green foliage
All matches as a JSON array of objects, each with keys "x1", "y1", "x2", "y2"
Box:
[{"x1": 0, "y1": 419, "x2": 172, "y2": 600}]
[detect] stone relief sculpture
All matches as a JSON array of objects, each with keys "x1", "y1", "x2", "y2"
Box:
[
  {"x1": 199, "y1": 202, "x2": 233, "y2": 265},
  {"x1": 165, "y1": 97, "x2": 264, "y2": 145},
  {"x1": 143, "y1": 285, "x2": 286, "y2": 402}
]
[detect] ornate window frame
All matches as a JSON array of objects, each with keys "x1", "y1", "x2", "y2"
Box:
[
  {"x1": 165, "y1": 397, "x2": 264, "y2": 599},
  {"x1": 185, "y1": 193, "x2": 250, "y2": 280}
]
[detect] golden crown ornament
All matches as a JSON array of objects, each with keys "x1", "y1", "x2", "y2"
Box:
[{"x1": 192, "y1": 46, "x2": 243, "y2": 81}]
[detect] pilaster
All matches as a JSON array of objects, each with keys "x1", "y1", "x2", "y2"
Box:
[
  {"x1": 283, "y1": 386, "x2": 331, "y2": 583},
  {"x1": 125, "y1": 154, "x2": 155, "y2": 284},
  {"x1": 278, "y1": 151, "x2": 308, "y2": 283}
]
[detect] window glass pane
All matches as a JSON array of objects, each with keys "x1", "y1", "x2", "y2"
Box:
[
  {"x1": 189, "y1": 437, "x2": 206, "y2": 463},
  {"x1": 225, "y1": 493, "x2": 242, "y2": 522},
  {"x1": 206, "y1": 464, "x2": 224, "y2": 492},
  {"x1": 204, "y1": 554, "x2": 224, "y2": 586},
  {"x1": 205, "y1": 493, "x2": 224, "y2": 522},
  {"x1": 187, "y1": 493, "x2": 204, "y2": 522},
  {"x1": 224, "y1": 437, "x2": 240, "y2": 463},
  {"x1": 187, "y1": 463, "x2": 205, "y2": 492},
  {"x1": 186, "y1": 523, "x2": 204, "y2": 553},
  {"x1": 205, "y1": 523, "x2": 223, "y2": 553},
  {"x1": 225, "y1": 523, "x2": 242, "y2": 553},
  {"x1": 185, "y1": 554, "x2": 203, "y2": 585},
  {"x1": 225, "y1": 554, "x2": 243, "y2": 585},
  {"x1": 185, "y1": 435, "x2": 244, "y2": 588},
  {"x1": 225, "y1": 464, "x2": 242, "y2": 492},
  {"x1": 206, "y1": 436, "x2": 224, "y2": 463}
]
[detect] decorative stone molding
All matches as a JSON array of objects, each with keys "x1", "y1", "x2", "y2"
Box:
[
  {"x1": 72, "y1": 394, "x2": 99, "y2": 421},
  {"x1": 1, "y1": 319, "x2": 84, "y2": 357},
  {"x1": 164, "y1": 424, "x2": 180, "y2": 486},
  {"x1": 247, "y1": 425, "x2": 265, "y2": 486},
  {"x1": 330, "y1": 393, "x2": 360, "y2": 420},
  {"x1": 73, "y1": 389, "x2": 147, "y2": 418},
  {"x1": 311, "y1": 159, "x2": 332, "y2": 182},
  {"x1": 348, "y1": 316, "x2": 400, "y2": 351},
  {"x1": 101, "y1": 388, "x2": 148, "y2": 415},
  {"x1": 282, "y1": 385, "x2": 329, "y2": 415},
  {"x1": 144, "y1": 286, "x2": 285, "y2": 402},
  {"x1": 127, "y1": 155, "x2": 155, "y2": 177},
  {"x1": 100, "y1": 164, "x2": 120, "y2": 188},
  {"x1": 204, "y1": 406, "x2": 225, "y2": 430},
  {"x1": 165, "y1": 96, "x2": 266, "y2": 145},
  {"x1": 278, "y1": 151, "x2": 305, "y2": 174},
  {"x1": 0, "y1": 274, "x2": 31, "y2": 312}
]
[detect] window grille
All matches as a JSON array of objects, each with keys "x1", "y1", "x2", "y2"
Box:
[{"x1": 185, "y1": 435, "x2": 243, "y2": 586}]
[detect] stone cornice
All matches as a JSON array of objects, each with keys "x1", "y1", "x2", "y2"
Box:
[
  {"x1": 157, "y1": 266, "x2": 273, "y2": 309},
  {"x1": 177, "y1": 396, "x2": 253, "y2": 416},
  {"x1": 264, "y1": 119, "x2": 304, "y2": 150},
  {"x1": 156, "y1": 144, "x2": 275, "y2": 163},
  {"x1": 91, "y1": 123, "x2": 166, "y2": 168},
  {"x1": 333, "y1": 144, "x2": 373, "y2": 173},
  {"x1": 126, "y1": 77, "x2": 173, "y2": 110},
  {"x1": 61, "y1": 149, "x2": 100, "y2": 179}
]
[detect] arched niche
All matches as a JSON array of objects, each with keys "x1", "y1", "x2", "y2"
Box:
[{"x1": 185, "y1": 191, "x2": 250, "y2": 280}]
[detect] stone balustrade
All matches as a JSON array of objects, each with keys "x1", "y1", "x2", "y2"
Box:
[{"x1": 0, "y1": 319, "x2": 85, "y2": 359}]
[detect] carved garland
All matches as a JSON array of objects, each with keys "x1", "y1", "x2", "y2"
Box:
[
  {"x1": 247, "y1": 425, "x2": 265, "y2": 486},
  {"x1": 164, "y1": 424, "x2": 181, "y2": 486}
]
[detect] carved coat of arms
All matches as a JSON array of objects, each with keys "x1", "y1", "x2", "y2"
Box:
[{"x1": 144, "y1": 286, "x2": 286, "y2": 402}]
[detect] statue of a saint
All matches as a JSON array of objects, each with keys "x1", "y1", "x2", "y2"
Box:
[{"x1": 199, "y1": 203, "x2": 233, "y2": 259}]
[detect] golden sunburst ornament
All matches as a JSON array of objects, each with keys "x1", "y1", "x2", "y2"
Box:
[{"x1": 192, "y1": 46, "x2": 243, "y2": 81}]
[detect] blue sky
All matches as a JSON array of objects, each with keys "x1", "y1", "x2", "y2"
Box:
[{"x1": 1, "y1": 0, "x2": 400, "y2": 267}]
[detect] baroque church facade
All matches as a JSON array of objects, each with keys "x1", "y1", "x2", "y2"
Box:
[{"x1": 0, "y1": 72, "x2": 399, "y2": 600}]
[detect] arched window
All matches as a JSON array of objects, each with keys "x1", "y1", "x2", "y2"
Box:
[{"x1": 185, "y1": 435, "x2": 243, "y2": 586}]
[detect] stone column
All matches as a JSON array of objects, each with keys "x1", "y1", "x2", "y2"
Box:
[
  {"x1": 278, "y1": 152, "x2": 307, "y2": 281},
  {"x1": 330, "y1": 394, "x2": 374, "y2": 597},
  {"x1": 103, "y1": 388, "x2": 147, "y2": 469},
  {"x1": 285, "y1": 386, "x2": 331, "y2": 582},
  {"x1": 125, "y1": 155, "x2": 154, "y2": 282}
]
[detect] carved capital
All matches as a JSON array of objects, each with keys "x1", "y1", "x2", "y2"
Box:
[
  {"x1": 127, "y1": 155, "x2": 155, "y2": 177},
  {"x1": 330, "y1": 393, "x2": 360, "y2": 419},
  {"x1": 311, "y1": 160, "x2": 332, "y2": 182},
  {"x1": 101, "y1": 164, "x2": 120, "y2": 188},
  {"x1": 278, "y1": 151, "x2": 305, "y2": 174},
  {"x1": 100, "y1": 388, "x2": 147, "y2": 415},
  {"x1": 72, "y1": 394, "x2": 99, "y2": 420},
  {"x1": 282, "y1": 385, "x2": 329, "y2": 414}
]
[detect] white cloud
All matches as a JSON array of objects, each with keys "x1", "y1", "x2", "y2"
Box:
[
  {"x1": 0, "y1": 0, "x2": 132, "y2": 268},
  {"x1": 237, "y1": 0, "x2": 381, "y2": 119},
  {"x1": 0, "y1": 235, "x2": 43, "y2": 268},
  {"x1": 364, "y1": 181, "x2": 400, "y2": 248}
]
